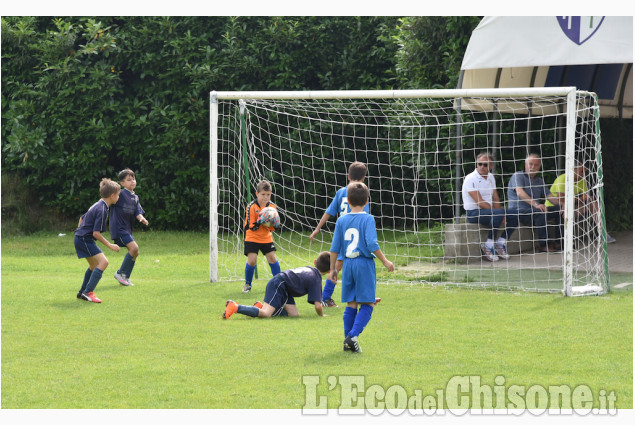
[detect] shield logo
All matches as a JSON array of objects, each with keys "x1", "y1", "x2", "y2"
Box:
[{"x1": 557, "y1": 16, "x2": 605, "y2": 45}]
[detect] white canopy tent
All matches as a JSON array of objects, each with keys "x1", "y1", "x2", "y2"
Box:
[{"x1": 458, "y1": 16, "x2": 633, "y2": 119}]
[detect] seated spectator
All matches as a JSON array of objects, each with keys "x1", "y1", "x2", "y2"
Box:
[
  {"x1": 462, "y1": 152, "x2": 518, "y2": 261},
  {"x1": 507, "y1": 154, "x2": 564, "y2": 253},
  {"x1": 545, "y1": 161, "x2": 616, "y2": 244}
]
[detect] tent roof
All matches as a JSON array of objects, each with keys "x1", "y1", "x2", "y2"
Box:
[{"x1": 459, "y1": 17, "x2": 633, "y2": 119}]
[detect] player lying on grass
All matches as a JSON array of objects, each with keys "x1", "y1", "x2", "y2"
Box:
[{"x1": 223, "y1": 251, "x2": 331, "y2": 319}]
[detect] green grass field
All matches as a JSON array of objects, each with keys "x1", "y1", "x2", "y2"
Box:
[{"x1": 1, "y1": 231, "x2": 632, "y2": 409}]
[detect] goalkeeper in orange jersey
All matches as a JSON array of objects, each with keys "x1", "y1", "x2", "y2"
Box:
[{"x1": 242, "y1": 180, "x2": 281, "y2": 293}]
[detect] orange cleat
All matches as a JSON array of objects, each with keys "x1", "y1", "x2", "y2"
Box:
[
  {"x1": 82, "y1": 292, "x2": 102, "y2": 303},
  {"x1": 223, "y1": 300, "x2": 238, "y2": 319},
  {"x1": 374, "y1": 298, "x2": 381, "y2": 305},
  {"x1": 253, "y1": 301, "x2": 263, "y2": 309}
]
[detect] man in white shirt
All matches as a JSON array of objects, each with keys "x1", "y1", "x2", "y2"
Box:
[{"x1": 462, "y1": 152, "x2": 518, "y2": 261}]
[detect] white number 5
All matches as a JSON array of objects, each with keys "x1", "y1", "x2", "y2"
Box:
[{"x1": 344, "y1": 228, "x2": 360, "y2": 258}]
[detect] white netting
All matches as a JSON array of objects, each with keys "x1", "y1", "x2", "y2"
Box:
[{"x1": 211, "y1": 90, "x2": 609, "y2": 295}]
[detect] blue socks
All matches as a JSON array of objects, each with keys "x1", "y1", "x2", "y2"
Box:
[
  {"x1": 80, "y1": 268, "x2": 92, "y2": 293},
  {"x1": 119, "y1": 253, "x2": 135, "y2": 278},
  {"x1": 348, "y1": 304, "x2": 374, "y2": 338},
  {"x1": 269, "y1": 261, "x2": 281, "y2": 277},
  {"x1": 343, "y1": 306, "x2": 358, "y2": 337},
  {"x1": 245, "y1": 263, "x2": 256, "y2": 286},
  {"x1": 237, "y1": 304, "x2": 260, "y2": 317},
  {"x1": 85, "y1": 268, "x2": 103, "y2": 293},
  {"x1": 322, "y1": 279, "x2": 336, "y2": 301}
]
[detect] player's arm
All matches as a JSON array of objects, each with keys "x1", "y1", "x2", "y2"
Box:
[
  {"x1": 328, "y1": 251, "x2": 339, "y2": 282},
  {"x1": 136, "y1": 214, "x2": 149, "y2": 226},
  {"x1": 93, "y1": 231, "x2": 120, "y2": 252},
  {"x1": 313, "y1": 301, "x2": 326, "y2": 317},
  {"x1": 310, "y1": 212, "x2": 333, "y2": 241},
  {"x1": 77, "y1": 216, "x2": 83, "y2": 228},
  {"x1": 373, "y1": 248, "x2": 394, "y2": 272}
]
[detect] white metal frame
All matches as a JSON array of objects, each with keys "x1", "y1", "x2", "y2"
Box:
[{"x1": 209, "y1": 87, "x2": 590, "y2": 295}]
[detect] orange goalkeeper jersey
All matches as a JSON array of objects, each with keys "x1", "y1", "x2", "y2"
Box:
[{"x1": 244, "y1": 200, "x2": 277, "y2": 243}]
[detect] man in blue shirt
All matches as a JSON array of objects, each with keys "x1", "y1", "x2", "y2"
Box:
[{"x1": 507, "y1": 154, "x2": 563, "y2": 252}]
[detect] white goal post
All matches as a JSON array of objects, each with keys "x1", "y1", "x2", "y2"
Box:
[{"x1": 210, "y1": 88, "x2": 610, "y2": 296}]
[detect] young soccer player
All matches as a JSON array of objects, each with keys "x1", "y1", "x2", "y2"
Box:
[
  {"x1": 242, "y1": 180, "x2": 281, "y2": 293},
  {"x1": 73, "y1": 178, "x2": 122, "y2": 303},
  {"x1": 223, "y1": 252, "x2": 331, "y2": 319},
  {"x1": 310, "y1": 161, "x2": 369, "y2": 307},
  {"x1": 110, "y1": 168, "x2": 149, "y2": 286},
  {"x1": 329, "y1": 182, "x2": 394, "y2": 353}
]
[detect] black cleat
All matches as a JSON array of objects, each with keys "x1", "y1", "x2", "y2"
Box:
[{"x1": 344, "y1": 335, "x2": 362, "y2": 353}]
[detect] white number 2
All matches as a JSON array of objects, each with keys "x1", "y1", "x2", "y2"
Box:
[{"x1": 344, "y1": 228, "x2": 360, "y2": 258}]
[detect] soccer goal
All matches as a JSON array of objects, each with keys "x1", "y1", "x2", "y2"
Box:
[{"x1": 210, "y1": 88, "x2": 609, "y2": 296}]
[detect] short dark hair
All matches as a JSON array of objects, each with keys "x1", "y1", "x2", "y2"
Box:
[
  {"x1": 348, "y1": 162, "x2": 367, "y2": 182},
  {"x1": 257, "y1": 180, "x2": 272, "y2": 193},
  {"x1": 100, "y1": 178, "x2": 121, "y2": 198},
  {"x1": 314, "y1": 251, "x2": 331, "y2": 273},
  {"x1": 118, "y1": 168, "x2": 135, "y2": 182},
  {"x1": 347, "y1": 182, "x2": 369, "y2": 207}
]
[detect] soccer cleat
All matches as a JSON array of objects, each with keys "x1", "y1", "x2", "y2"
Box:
[
  {"x1": 343, "y1": 335, "x2": 362, "y2": 353},
  {"x1": 480, "y1": 243, "x2": 499, "y2": 262},
  {"x1": 223, "y1": 300, "x2": 238, "y2": 319},
  {"x1": 374, "y1": 297, "x2": 381, "y2": 305},
  {"x1": 77, "y1": 291, "x2": 84, "y2": 300},
  {"x1": 321, "y1": 298, "x2": 338, "y2": 308},
  {"x1": 494, "y1": 243, "x2": 510, "y2": 260},
  {"x1": 242, "y1": 283, "x2": 252, "y2": 293},
  {"x1": 114, "y1": 272, "x2": 134, "y2": 286},
  {"x1": 253, "y1": 301, "x2": 263, "y2": 309},
  {"x1": 606, "y1": 233, "x2": 616, "y2": 244},
  {"x1": 82, "y1": 292, "x2": 102, "y2": 303}
]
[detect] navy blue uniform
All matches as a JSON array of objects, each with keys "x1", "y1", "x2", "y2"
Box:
[
  {"x1": 74, "y1": 200, "x2": 109, "y2": 258},
  {"x1": 263, "y1": 266, "x2": 323, "y2": 316},
  {"x1": 109, "y1": 188, "x2": 144, "y2": 244}
]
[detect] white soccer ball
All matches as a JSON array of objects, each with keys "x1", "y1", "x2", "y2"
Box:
[{"x1": 259, "y1": 207, "x2": 280, "y2": 228}]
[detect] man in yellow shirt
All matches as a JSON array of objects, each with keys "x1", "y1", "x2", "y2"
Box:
[{"x1": 546, "y1": 162, "x2": 616, "y2": 244}]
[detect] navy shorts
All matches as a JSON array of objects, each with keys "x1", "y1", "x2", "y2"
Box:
[
  {"x1": 113, "y1": 233, "x2": 135, "y2": 247},
  {"x1": 263, "y1": 274, "x2": 296, "y2": 317},
  {"x1": 244, "y1": 241, "x2": 276, "y2": 256},
  {"x1": 74, "y1": 235, "x2": 102, "y2": 259}
]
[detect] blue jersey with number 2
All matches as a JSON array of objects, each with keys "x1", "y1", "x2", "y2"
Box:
[
  {"x1": 325, "y1": 187, "x2": 370, "y2": 218},
  {"x1": 330, "y1": 212, "x2": 379, "y2": 260}
]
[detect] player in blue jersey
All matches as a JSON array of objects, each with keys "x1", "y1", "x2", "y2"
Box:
[
  {"x1": 223, "y1": 251, "x2": 331, "y2": 319},
  {"x1": 110, "y1": 169, "x2": 149, "y2": 286},
  {"x1": 310, "y1": 162, "x2": 369, "y2": 307},
  {"x1": 73, "y1": 178, "x2": 122, "y2": 303},
  {"x1": 329, "y1": 182, "x2": 394, "y2": 353}
]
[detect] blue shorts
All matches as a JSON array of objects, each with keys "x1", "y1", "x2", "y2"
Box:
[
  {"x1": 341, "y1": 257, "x2": 376, "y2": 303},
  {"x1": 263, "y1": 274, "x2": 296, "y2": 317},
  {"x1": 74, "y1": 235, "x2": 102, "y2": 259},
  {"x1": 113, "y1": 233, "x2": 135, "y2": 247}
]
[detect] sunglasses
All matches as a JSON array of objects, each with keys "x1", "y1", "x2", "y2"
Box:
[{"x1": 477, "y1": 162, "x2": 489, "y2": 167}]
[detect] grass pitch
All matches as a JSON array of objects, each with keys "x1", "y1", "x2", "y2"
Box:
[{"x1": 1, "y1": 231, "x2": 632, "y2": 409}]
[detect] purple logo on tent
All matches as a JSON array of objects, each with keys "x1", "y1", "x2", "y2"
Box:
[{"x1": 557, "y1": 16, "x2": 605, "y2": 45}]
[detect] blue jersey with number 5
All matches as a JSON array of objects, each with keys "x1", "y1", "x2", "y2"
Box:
[
  {"x1": 330, "y1": 212, "x2": 380, "y2": 261},
  {"x1": 325, "y1": 186, "x2": 370, "y2": 218}
]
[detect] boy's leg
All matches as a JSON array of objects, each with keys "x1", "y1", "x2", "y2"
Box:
[
  {"x1": 265, "y1": 251, "x2": 280, "y2": 277},
  {"x1": 244, "y1": 252, "x2": 258, "y2": 292},
  {"x1": 348, "y1": 303, "x2": 374, "y2": 338},
  {"x1": 343, "y1": 302, "x2": 358, "y2": 337},
  {"x1": 79, "y1": 268, "x2": 93, "y2": 294},
  {"x1": 322, "y1": 279, "x2": 337, "y2": 304},
  {"x1": 121, "y1": 240, "x2": 139, "y2": 277}
]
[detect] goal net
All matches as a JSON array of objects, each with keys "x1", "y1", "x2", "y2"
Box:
[{"x1": 210, "y1": 89, "x2": 609, "y2": 296}]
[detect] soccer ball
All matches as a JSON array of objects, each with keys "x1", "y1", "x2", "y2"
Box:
[{"x1": 258, "y1": 207, "x2": 280, "y2": 228}]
